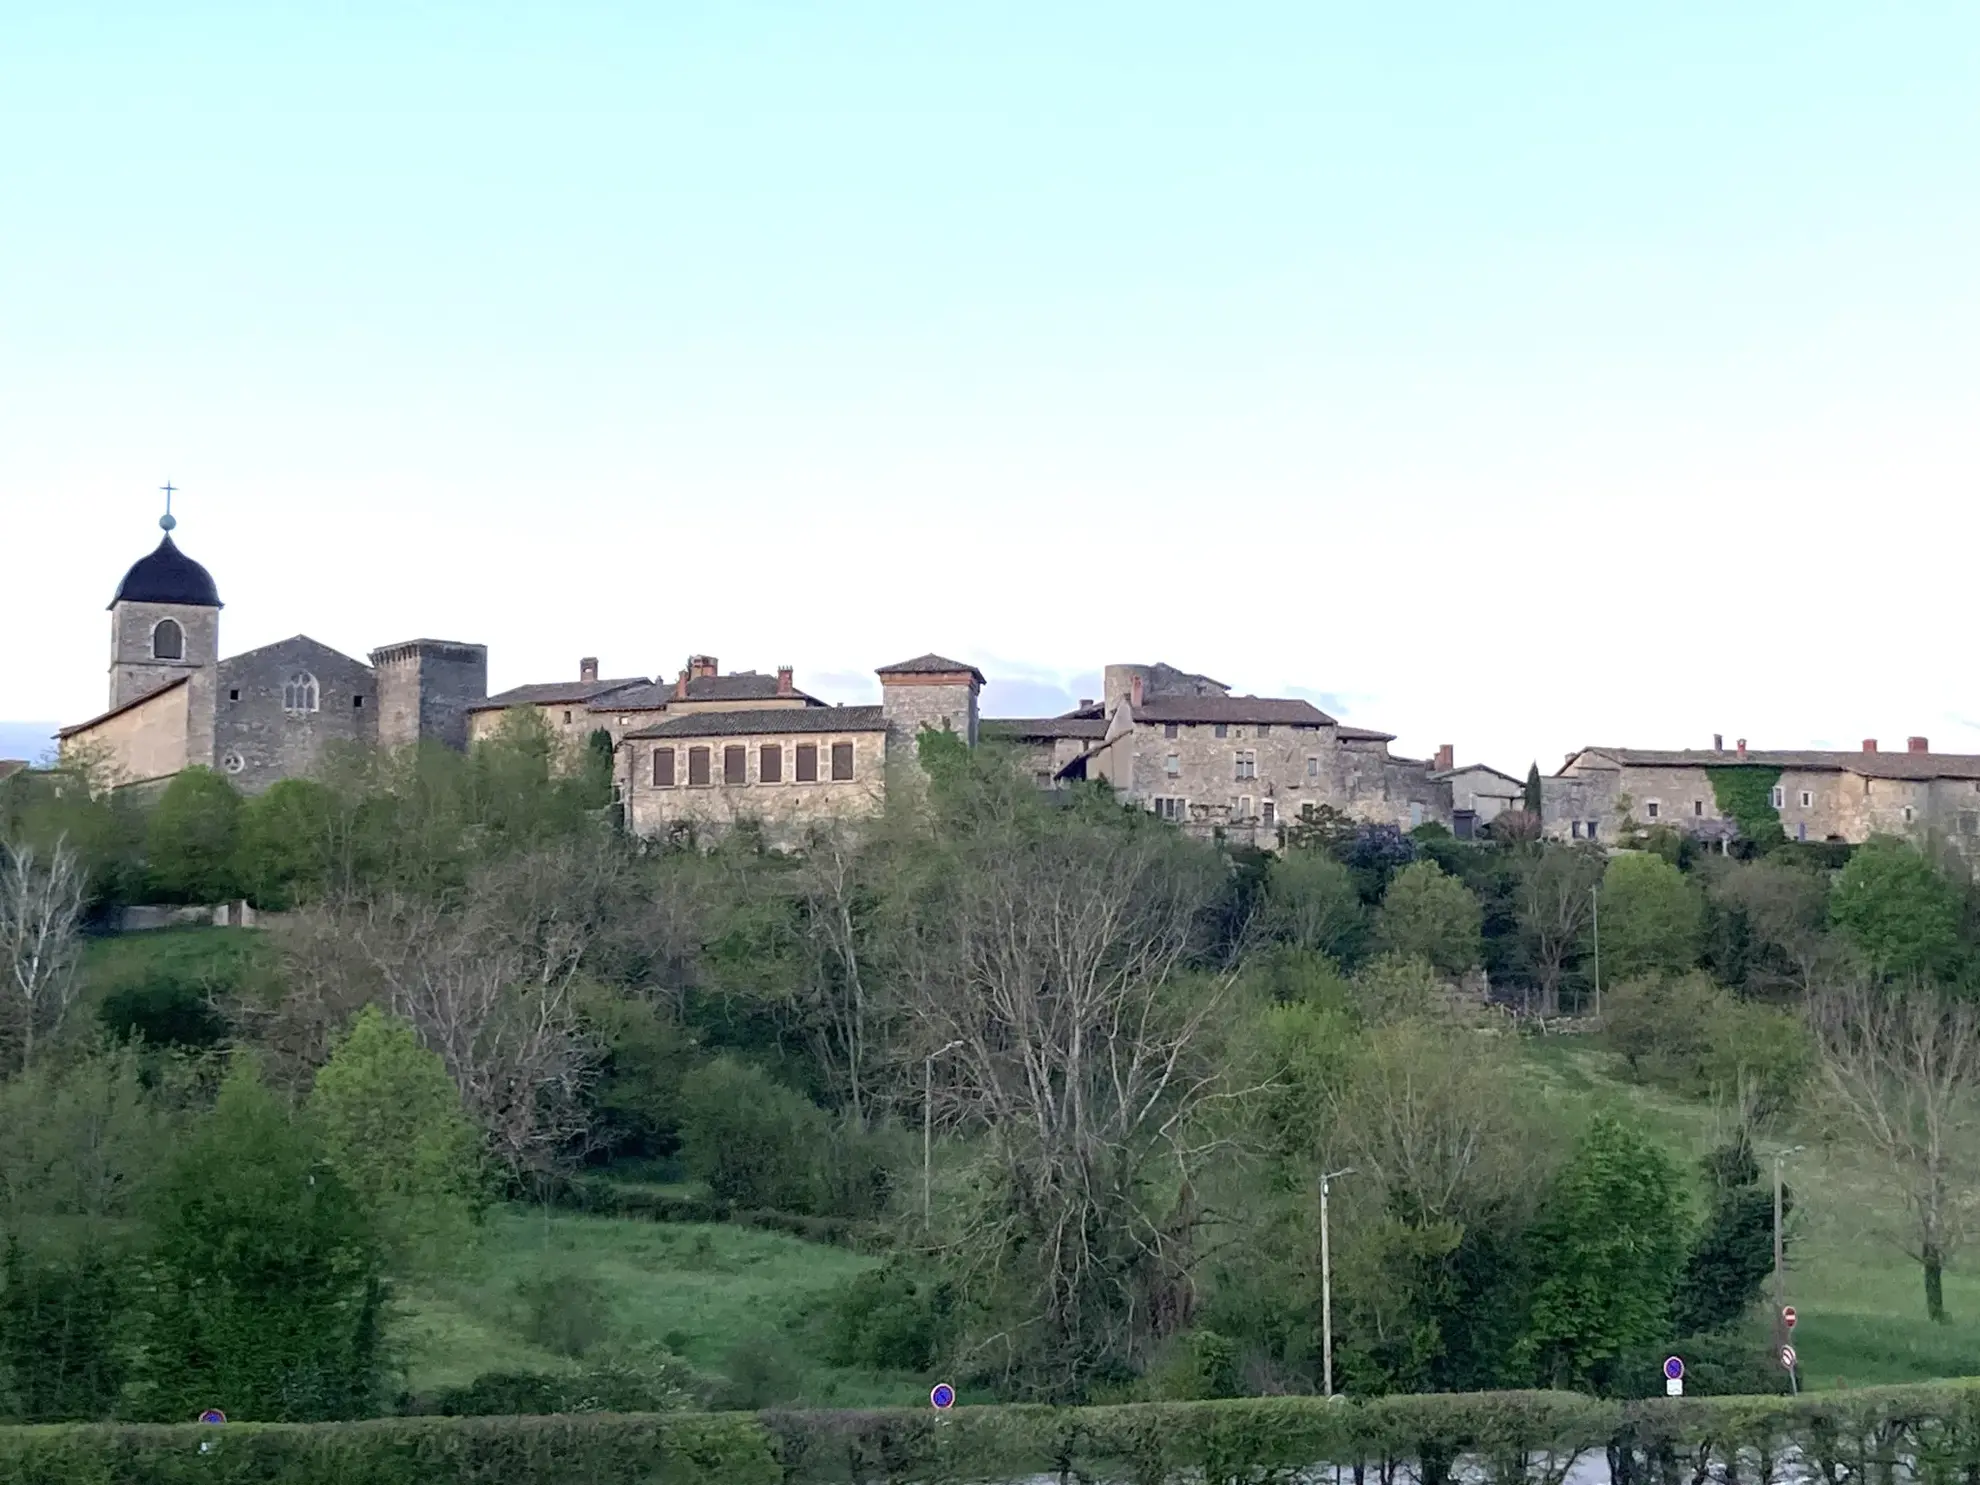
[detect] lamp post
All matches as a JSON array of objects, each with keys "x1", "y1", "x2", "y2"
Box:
[
  {"x1": 924, "y1": 1040, "x2": 964, "y2": 1229},
  {"x1": 1589, "y1": 885, "x2": 1602, "y2": 1018},
  {"x1": 1774, "y1": 1145, "x2": 1803, "y2": 1393},
  {"x1": 1320, "y1": 1166, "x2": 1355, "y2": 1397}
]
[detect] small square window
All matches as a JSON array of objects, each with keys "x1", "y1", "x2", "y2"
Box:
[
  {"x1": 653, "y1": 748, "x2": 676, "y2": 787},
  {"x1": 1799, "y1": 790, "x2": 1813, "y2": 809},
  {"x1": 1645, "y1": 801, "x2": 1660, "y2": 820},
  {"x1": 1214, "y1": 723, "x2": 1228, "y2": 739},
  {"x1": 1261, "y1": 800, "x2": 1277, "y2": 826},
  {"x1": 228, "y1": 689, "x2": 240, "y2": 702},
  {"x1": 1693, "y1": 799, "x2": 1704, "y2": 817},
  {"x1": 723, "y1": 745, "x2": 746, "y2": 785},
  {"x1": 1571, "y1": 820, "x2": 1583, "y2": 838},
  {"x1": 1258, "y1": 724, "x2": 1272, "y2": 738},
  {"x1": 760, "y1": 744, "x2": 783, "y2": 783},
  {"x1": 1770, "y1": 786, "x2": 1785, "y2": 809},
  {"x1": 1904, "y1": 805, "x2": 1916, "y2": 824},
  {"x1": 1307, "y1": 756, "x2": 1319, "y2": 778},
  {"x1": 1586, "y1": 820, "x2": 1599, "y2": 838},
  {"x1": 353, "y1": 695, "x2": 363, "y2": 708},
  {"x1": 687, "y1": 746, "x2": 711, "y2": 786},
  {"x1": 564, "y1": 710, "x2": 573, "y2": 724},
  {"x1": 1164, "y1": 723, "x2": 1179, "y2": 740},
  {"x1": 1238, "y1": 795, "x2": 1253, "y2": 819}
]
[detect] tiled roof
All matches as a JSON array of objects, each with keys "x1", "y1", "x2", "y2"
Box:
[
  {"x1": 59, "y1": 675, "x2": 191, "y2": 738},
  {"x1": 1337, "y1": 725, "x2": 1396, "y2": 743},
  {"x1": 982, "y1": 717, "x2": 1110, "y2": 741},
  {"x1": 597, "y1": 674, "x2": 825, "y2": 713},
  {"x1": 877, "y1": 654, "x2": 986, "y2": 684},
  {"x1": 1133, "y1": 696, "x2": 1336, "y2": 726},
  {"x1": 1571, "y1": 747, "x2": 1980, "y2": 782},
  {"x1": 625, "y1": 705, "x2": 887, "y2": 740},
  {"x1": 466, "y1": 677, "x2": 649, "y2": 713},
  {"x1": 1432, "y1": 763, "x2": 1526, "y2": 788}
]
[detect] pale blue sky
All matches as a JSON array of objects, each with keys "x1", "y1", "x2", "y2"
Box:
[{"x1": 5, "y1": 4, "x2": 1978, "y2": 769}]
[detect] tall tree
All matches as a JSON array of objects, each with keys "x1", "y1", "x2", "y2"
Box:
[
  {"x1": 1515, "y1": 847, "x2": 1604, "y2": 1015},
  {"x1": 1829, "y1": 837, "x2": 1966, "y2": 981},
  {"x1": 1524, "y1": 763, "x2": 1544, "y2": 816},
  {"x1": 145, "y1": 767, "x2": 243, "y2": 902},
  {"x1": 0, "y1": 838, "x2": 88, "y2": 1072},
  {"x1": 1598, "y1": 853, "x2": 1703, "y2": 981},
  {"x1": 1373, "y1": 860, "x2": 1482, "y2": 974}
]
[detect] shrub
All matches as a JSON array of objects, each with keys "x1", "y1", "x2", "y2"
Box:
[
  {"x1": 1374, "y1": 861, "x2": 1483, "y2": 974},
  {"x1": 825, "y1": 1262, "x2": 955, "y2": 1372},
  {"x1": 1599, "y1": 854, "x2": 1703, "y2": 980},
  {"x1": 143, "y1": 766, "x2": 243, "y2": 903},
  {"x1": 715, "y1": 1331, "x2": 807, "y2": 1409},
  {"x1": 517, "y1": 1271, "x2": 613, "y2": 1360},
  {"x1": 0, "y1": 1238, "x2": 127, "y2": 1422},
  {"x1": 677, "y1": 1057, "x2": 830, "y2": 1214}
]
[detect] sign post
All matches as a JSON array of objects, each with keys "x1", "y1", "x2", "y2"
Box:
[
  {"x1": 1780, "y1": 1344, "x2": 1799, "y2": 1395},
  {"x1": 929, "y1": 1383, "x2": 956, "y2": 1412},
  {"x1": 1662, "y1": 1356, "x2": 1684, "y2": 1398},
  {"x1": 1783, "y1": 1306, "x2": 1797, "y2": 1331}
]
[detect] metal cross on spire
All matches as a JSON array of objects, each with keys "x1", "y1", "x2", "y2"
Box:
[{"x1": 159, "y1": 481, "x2": 178, "y2": 533}]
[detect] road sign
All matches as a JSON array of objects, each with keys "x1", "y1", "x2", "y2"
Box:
[
  {"x1": 930, "y1": 1382, "x2": 956, "y2": 1411},
  {"x1": 1783, "y1": 1306, "x2": 1798, "y2": 1330},
  {"x1": 1780, "y1": 1345, "x2": 1798, "y2": 1371},
  {"x1": 197, "y1": 1409, "x2": 226, "y2": 1425},
  {"x1": 1663, "y1": 1356, "x2": 1684, "y2": 1381}
]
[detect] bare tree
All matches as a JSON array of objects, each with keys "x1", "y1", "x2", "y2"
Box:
[
  {"x1": 1515, "y1": 846, "x2": 1604, "y2": 1016},
  {"x1": 793, "y1": 822, "x2": 894, "y2": 1127},
  {"x1": 1710, "y1": 858, "x2": 1836, "y2": 997},
  {"x1": 0, "y1": 838, "x2": 89, "y2": 1072},
  {"x1": 1812, "y1": 978, "x2": 1980, "y2": 1321},
  {"x1": 895, "y1": 818, "x2": 1241, "y2": 1392}
]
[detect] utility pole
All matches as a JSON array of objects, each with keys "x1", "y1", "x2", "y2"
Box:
[
  {"x1": 1320, "y1": 1167, "x2": 1354, "y2": 1398},
  {"x1": 1590, "y1": 886, "x2": 1602, "y2": 1019},
  {"x1": 923, "y1": 1040, "x2": 964, "y2": 1230},
  {"x1": 1774, "y1": 1146, "x2": 1803, "y2": 1394}
]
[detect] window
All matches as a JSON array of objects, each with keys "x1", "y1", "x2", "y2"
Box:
[
  {"x1": 1257, "y1": 724, "x2": 1272, "y2": 737},
  {"x1": 1770, "y1": 785, "x2": 1785, "y2": 809},
  {"x1": 1214, "y1": 723, "x2": 1228, "y2": 739},
  {"x1": 1238, "y1": 795, "x2": 1253, "y2": 819},
  {"x1": 831, "y1": 741, "x2": 855, "y2": 780},
  {"x1": 760, "y1": 744, "x2": 783, "y2": 783},
  {"x1": 1586, "y1": 820, "x2": 1599, "y2": 838},
  {"x1": 1571, "y1": 820, "x2": 1583, "y2": 839},
  {"x1": 1261, "y1": 800, "x2": 1277, "y2": 827},
  {"x1": 1307, "y1": 756, "x2": 1320, "y2": 778},
  {"x1": 1645, "y1": 801, "x2": 1660, "y2": 820},
  {"x1": 1301, "y1": 802, "x2": 1320, "y2": 822},
  {"x1": 152, "y1": 618, "x2": 184, "y2": 660},
  {"x1": 724, "y1": 745, "x2": 746, "y2": 785},
  {"x1": 1234, "y1": 751, "x2": 1256, "y2": 780},
  {"x1": 687, "y1": 746, "x2": 711, "y2": 786},
  {"x1": 228, "y1": 688, "x2": 240, "y2": 702},
  {"x1": 796, "y1": 744, "x2": 819, "y2": 782},
  {"x1": 1693, "y1": 799, "x2": 1704, "y2": 817},
  {"x1": 283, "y1": 672, "x2": 319, "y2": 715},
  {"x1": 1165, "y1": 753, "x2": 1180, "y2": 776},
  {"x1": 1903, "y1": 805, "x2": 1916, "y2": 825},
  {"x1": 353, "y1": 695, "x2": 363, "y2": 708},
  {"x1": 1152, "y1": 797, "x2": 1186, "y2": 821},
  {"x1": 653, "y1": 748, "x2": 676, "y2": 787},
  {"x1": 1961, "y1": 812, "x2": 1978, "y2": 837},
  {"x1": 220, "y1": 751, "x2": 245, "y2": 775},
  {"x1": 1164, "y1": 723, "x2": 1179, "y2": 740},
  {"x1": 1799, "y1": 790, "x2": 1813, "y2": 809},
  {"x1": 1409, "y1": 802, "x2": 1424, "y2": 828}
]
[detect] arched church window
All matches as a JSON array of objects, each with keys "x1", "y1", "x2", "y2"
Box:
[
  {"x1": 152, "y1": 619, "x2": 184, "y2": 660},
  {"x1": 283, "y1": 673, "x2": 320, "y2": 715}
]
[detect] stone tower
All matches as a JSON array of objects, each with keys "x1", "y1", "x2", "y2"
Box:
[
  {"x1": 369, "y1": 639, "x2": 490, "y2": 752},
  {"x1": 107, "y1": 507, "x2": 222, "y2": 771},
  {"x1": 876, "y1": 654, "x2": 985, "y2": 767}
]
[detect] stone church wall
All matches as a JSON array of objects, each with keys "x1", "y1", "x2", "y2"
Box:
[{"x1": 216, "y1": 639, "x2": 377, "y2": 793}]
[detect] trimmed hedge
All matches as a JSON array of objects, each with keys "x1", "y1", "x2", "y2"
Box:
[{"x1": 8, "y1": 1384, "x2": 1980, "y2": 1485}]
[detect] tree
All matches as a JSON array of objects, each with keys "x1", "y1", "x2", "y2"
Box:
[
  {"x1": 1672, "y1": 1136, "x2": 1788, "y2": 1336},
  {"x1": 0, "y1": 838, "x2": 87, "y2": 1072},
  {"x1": 1706, "y1": 857, "x2": 1834, "y2": 995},
  {"x1": 1598, "y1": 853, "x2": 1702, "y2": 981},
  {"x1": 0, "y1": 1238, "x2": 126, "y2": 1422},
  {"x1": 1830, "y1": 837, "x2": 1966, "y2": 981},
  {"x1": 1373, "y1": 860, "x2": 1482, "y2": 974},
  {"x1": 1514, "y1": 846, "x2": 1604, "y2": 1015},
  {"x1": 134, "y1": 1060, "x2": 386, "y2": 1421},
  {"x1": 1520, "y1": 1114, "x2": 1688, "y2": 1392},
  {"x1": 677, "y1": 1056, "x2": 830, "y2": 1213},
  {"x1": 1811, "y1": 979, "x2": 1980, "y2": 1321},
  {"x1": 1256, "y1": 850, "x2": 1365, "y2": 963},
  {"x1": 1524, "y1": 763, "x2": 1544, "y2": 816},
  {"x1": 235, "y1": 778, "x2": 342, "y2": 909},
  {"x1": 145, "y1": 766, "x2": 243, "y2": 902},
  {"x1": 307, "y1": 1006, "x2": 487, "y2": 1275}
]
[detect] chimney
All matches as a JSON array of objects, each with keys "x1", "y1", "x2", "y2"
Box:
[
  {"x1": 1736, "y1": 738, "x2": 1747, "y2": 760},
  {"x1": 1079, "y1": 698, "x2": 1094, "y2": 710},
  {"x1": 673, "y1": 669, "x2": 689, "y2": 700},
  {"x1": 579, "y1": 656, "x2": 599, "y2": 683},
  {"x1": 1130, "y1": 674, "x2": 1145, "y2": 709},
  {"x1": 776, "y1": 666, "x2": 794, "y2": 696},
  {"x1": 1713, "y1": 733, "x2": 1723, "y2": 752},
  {"x1": 689, "y1": 655, "x2": 718, "y2": 680},
  {"x1": 1434, "y1": 743, "x2": 1454, "y2": 773},
  {"x1": 1863, "y1": 738, "x2": 1878, "y2": 753},
  {"x1": 1910, "y1": 736, "x2": 1929, "y2": 753}
]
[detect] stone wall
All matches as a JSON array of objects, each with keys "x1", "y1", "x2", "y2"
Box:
[
  {"x1": 879, "y1": 678, "x2": 979, "y2": 767},
  {"x1": 65, "y1": 681, "x2": 191, "y2": 785},
  {"x1": 624, "y1": 727, "x2": 888, "y2": 847},
  {"x1": 109, "y1": 600, "x2": 218, "y2": 710},
  {"x1": 215, "y1": 638, "x2": 377, "y2": 793},
  {"x1": 371, "y1": 640, "x2": 489, "y2": 752}
]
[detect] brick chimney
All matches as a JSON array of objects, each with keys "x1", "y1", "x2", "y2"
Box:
[
  {"x1": 1736, "y1": 738, "x2": 1747, "y2": 760},
  {"x1": 776, "y1": 665, "x2": 794, "y2": 696},
  {"x1": 1434, "y1": 743, "x2": 1454, "y2": 773},
  {"x1": 1713, "y1": 733, "x2": 1723, "y2": 752},
  {"x1": 1130, "y1": 674, "x2": 1145, "y2": 709},
  {"x1": 689, "y1": 655, "x2": 718, "y2": 680},
  {"x1": 673, "y1": 669, "x2": 689, "y2": 700},
  {"x1": 1079, "y1": 698, "x2": 1093, "y2": 710},
  {"x1": 1863, "y1": 738, "x2": 1878, "y2": 753},
  {"x1": 579, "y1": 656, "x2": 599, "y2": 683},
  {"x1": 1910, "y1": 735, "x2": 1930, "y2": 753}
]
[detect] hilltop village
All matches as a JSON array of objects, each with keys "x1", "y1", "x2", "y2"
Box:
[{"x1": 48, "y1": 515, "x2": 1980, "y2": 852}]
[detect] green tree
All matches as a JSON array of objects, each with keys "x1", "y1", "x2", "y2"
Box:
[
  {"x1": 1598, "y1": 853, "x2": 1702, "y2": 981},
  {"x1": 144, "y1": 766, "x2": 243, "y2": 902},
  {"x1": 0, "y1": 1238, "x2": 127, "y2": 1422},
  {"x1": 1257, "y1": 849, "x2": 1366, "y2": 963},
  {"x1": 677, "y1": 1056, "x2": 830, "y2": 1213},
  {"x1": 1374, "y1": 860, "x2": 1482, "y2": 974},
  {"x1": 1520, "y1": 1114, "x2": 1689, "y2": 1392},
  {"x1": 1830, "y1": 835, "x2": 1965, "y2": 980},
  {"x1": 235, "y1": 778, "x2": 342, "y2": 909},
  {"x1": 134, "y1": 1060, "x2": 386, "y2": 1421},
  {"x1": 1672, "y1": 1137, "x2": 1788, "y2": 1336},
  {"x1": 306, "y1": 1006, "x2": 486, "y2": 1275},
  {"x1": 1524, "y1": 763, "x2": 1544, "y2": 815}
]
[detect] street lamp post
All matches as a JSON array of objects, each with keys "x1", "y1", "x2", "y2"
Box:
[
  {"x1": 924, "y1": 1040, "x2": 965, "y2": 1229},
  {"x1": 1590, "y1": 886, "x2": 1602, "y2": 1018},
  {"x1": 1320, "y1": 1166, "x2": 1355, "y2": 1398},
  {"x1": 1774, "y1": 1145, "x2": 1803, "y2": 1394}
]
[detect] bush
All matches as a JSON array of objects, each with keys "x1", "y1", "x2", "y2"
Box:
[
  {"x1": 825, "y1": 1262, "x2": 955, "y2": 1372},
  {"x1": 143, "y1": 766, "x2": 243, "y2": 903},
  {"x1": 517, "y1": 1271, "x2": 613, "y2": 1360},
  {"x1": 677, "y1": 1058, "x2": 831, "y2": 1215},
  {"x1": 96, "y1": 977, "x2": 227, "y2": 1050},
  {"x1": 408, "y1": 1349, "x2": 705, "y2": 1417},
  {"x1": 1606, "y1": 973, "x2": 1811, "y2": 1116},
  {"x1": 0, "y1": 1238, "x2": 127, "y2": 1422},
  {"x1": 715, "y1": 1332, "x2": 807, "y2": 1410},
  {"x1": 1374, "y1": 861, "x2": 1483, "y2": 974},
  {"x1": 1599, "y1": 854, "x2": 1703, "y2": 980}
]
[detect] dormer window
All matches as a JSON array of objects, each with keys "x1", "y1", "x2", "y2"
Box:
[
  {"x1": 152, "y1": 618, "x2": 184, "y2": 660},
  {"x1": 283, "y1": 673, "x2": 320, "y2": 715}
]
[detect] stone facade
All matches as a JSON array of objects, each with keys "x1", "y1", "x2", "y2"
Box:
[
  {"x1": 980, "y1": 717, "x2": 1108, "y2": 786},
  {"x1": 1431, "y1": 759, "x2": 1525, "y2": 828},
  {"x1": 876, "y1": 655, "x2": 983, "y2": 767},
  {"x1": 62, "y1": 677, "x2": 194, "y2": 786},
  {"x1": 369, "y1": 640, "x2": 489, "y2": 755},
  {"x1": 214, "y1": 637, "x2": 379, "y2": 794}
]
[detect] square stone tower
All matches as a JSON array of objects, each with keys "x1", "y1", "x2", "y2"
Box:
[
  {"x1": 876, "y1": 654, "x2": 985, "y2": 768},
  {"x1": 106, "y1": 524, "x2": 224, "y2": 771},
  {"x1": 369, "y1": 639, "x2": 490, "y2": 752}
]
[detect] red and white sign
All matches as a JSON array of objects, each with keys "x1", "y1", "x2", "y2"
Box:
[
  {"x1": 1782, "y1": 1306, "x2": 1798, "y2": 1330},
  {"x1": 1780, "y1": 1344, "x2": 1798, "y2": 1371}
]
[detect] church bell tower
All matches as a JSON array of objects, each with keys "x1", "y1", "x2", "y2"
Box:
[{"x1": 107, "y1": 487, "x2": 222, "y2": 769}]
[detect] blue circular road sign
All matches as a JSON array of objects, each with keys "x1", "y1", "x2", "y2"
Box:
[
  {"x1": 1663, "y1": 1357, "x2": 1684, "y2": 1382},
  {"x1": 930, "y1": 1382, "x2": 956, "y2": 1410},
  {"x1": 198, "y1": 1409, "x2": 226, "y2": 1425}
]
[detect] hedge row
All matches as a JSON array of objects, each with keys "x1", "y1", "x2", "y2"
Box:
[
  {"x1": 8, "y1": 1384, "x2": 1980, "y2": 1485},
  {"x1": 554, "y1": 1174, "x2": 882, "y2": 1248}
]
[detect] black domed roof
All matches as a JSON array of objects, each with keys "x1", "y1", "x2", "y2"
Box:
[{"x1": 109, "y1": 534, "x2": 223, "y2": 610}]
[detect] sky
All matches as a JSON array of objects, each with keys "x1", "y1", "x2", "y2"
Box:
[{"x1": 4, "y1": 4, "x2": 1978, "y2": 771}]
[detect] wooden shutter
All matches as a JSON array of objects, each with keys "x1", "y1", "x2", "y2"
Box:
[
  {"x1": 688, "y1": 746, "x2": 711, "y2": 786},
  {"x1": 796, "y1": 744, "x2": 818, "y2": 782},
  {"x1": 760, "y1": 744, "x2": 782, "y2": 783},
  {"x1": 653, "y1": 747, "x2": 675, "y2": 787},
  {"x1": 831, "y1": 741, "x2": 855, "y2": 781},
  {"x1": 724, "y1": 745, "x2": 747, "y2": 784}
]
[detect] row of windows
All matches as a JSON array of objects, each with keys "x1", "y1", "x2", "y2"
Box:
[
  {"x1": 1162, "y1": 751, "x2": 1325, "y2": 780},
  {"x1": 1151, "y1": 797, "x2": 1287, "y2": 826},
  {"x1": 650, "y1": 741, "x2": 856, "y2": 788},
  {"x1": 219, "y1": 673, "x2": 361, "y2": 716},
  {"x1": 1160, "y1": 722, "x2": 1313, "y2": 741}
]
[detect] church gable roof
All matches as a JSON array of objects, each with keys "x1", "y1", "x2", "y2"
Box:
[
  {"x1": 111, "y1": 535, "x2": 222, "y2": 610},
  {"x1": 59, "y1": 675, "x2": 191, "y2": 738},
  {"x1": 218, "y1": 635, "x2": 374, "y2": 677}
]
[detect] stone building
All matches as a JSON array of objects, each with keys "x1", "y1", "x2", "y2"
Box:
[
  {"x1": 58, "y1": 512, "x2": 486, "y2": 792},
  {"x1": 1546, "y1": 737, "x2": 1980, "y2": 846},
  {"x1": 1428, "y1": 748, "x2": 1527, "y2": 835},
  {"x1": 466, "y1": 658, "x2": 651, "y2": 749},
  {"x1": 618, "y1": 655, "x2": 983, "y2": 844},
  {"x1": 988, "y1": 661, "x2": 1450, "y2": 845}
]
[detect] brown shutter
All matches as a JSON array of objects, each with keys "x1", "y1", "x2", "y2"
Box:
[
  {"x1": 653, "y1": 747, "x2": 675, "y2": 787},
  {"x1": 796, "y1": 743, "x2": 818, "y2": 782},
  {"x1": 760, "y1": 744, "x2": 782, "y2": 783},
  {"x1": 724, "y1": 745, "x2": 747, "y2": 784},
  {"x1": 831, "y1": 741, "x2": 854, "y2": 781},
  {"x1": 688, "y1": 746, "x2": 711, "y2": 786}
]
